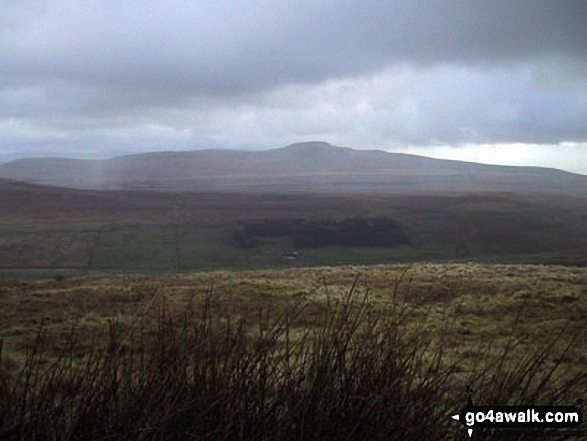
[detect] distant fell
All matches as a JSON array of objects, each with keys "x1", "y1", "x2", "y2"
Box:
[{"x1": 1, "y1": 142, "x2": 586, "y2": 194}]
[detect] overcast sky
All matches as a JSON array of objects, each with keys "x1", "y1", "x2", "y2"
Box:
[{"x1": 1, "y1": 0, "x2": 587, "y2": 173}]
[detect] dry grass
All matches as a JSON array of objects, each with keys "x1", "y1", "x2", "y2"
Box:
[{"x1": 0, "y1": 263, "x2": 586, "y2": 439}]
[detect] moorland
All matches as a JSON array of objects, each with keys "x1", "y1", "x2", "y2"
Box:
[
  {"x1": 1, "y1": 178, "x2": 587, "y2": 280},
  {"x1": 1, "y1": 143, "x2": 586, "y2": 439},
  {"x1": 1, "y1": 263, "x2": 586, "y2": 439}
]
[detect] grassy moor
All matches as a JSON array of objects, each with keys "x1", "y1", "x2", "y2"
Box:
[
  {"x1": 1, "y1": 175, "x2": 587, "y2": 279},
  {"x1": 1, "y1": 144, "x2": 586, "y2": 439},
  {"x1": 1, "y1": 263, "x2": 586, "y2": 439},
  {"x1": 4, "y1": 0, "x2": 587, "y2": 436}
]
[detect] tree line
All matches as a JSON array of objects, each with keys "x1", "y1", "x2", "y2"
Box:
[{"x1": 233, "y1": 217, "x2": 410, "y2": 249}]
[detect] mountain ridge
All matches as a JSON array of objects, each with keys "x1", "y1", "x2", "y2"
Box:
[{"x1": 0, "y1": 142, "x2": 585, "y2": 194}]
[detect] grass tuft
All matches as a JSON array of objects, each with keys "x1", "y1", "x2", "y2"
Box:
[{"x1": 0, "y1": 281, "x2": 585, "y2": 440}]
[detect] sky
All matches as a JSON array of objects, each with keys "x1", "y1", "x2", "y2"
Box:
[{"x1": 1, "y1": 0, "x2": 587, "y2": 174}]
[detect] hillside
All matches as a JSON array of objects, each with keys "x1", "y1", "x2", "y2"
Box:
[
  {"x1": 1, "y1": 177, "x2": 587, "y2": 279},
  {"x1": 1, "y1": 142, "x2": 586, "y2": 194}
]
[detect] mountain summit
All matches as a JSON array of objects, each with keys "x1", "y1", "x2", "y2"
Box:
[{"x1": 0, "y1": 142, "x2": 585, "y2": 194}]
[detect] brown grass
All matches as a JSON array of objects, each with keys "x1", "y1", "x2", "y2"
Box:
[{"x1": 0, "y1": 263, "x2": 586, "y2": 439}]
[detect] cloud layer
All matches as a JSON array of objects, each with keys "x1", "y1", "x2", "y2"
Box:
[{"x1": 1, "y1": 0, "x2": 586, "y2": 171}]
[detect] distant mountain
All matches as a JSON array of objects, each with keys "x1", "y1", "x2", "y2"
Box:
[{"x1": 1, "y1": 141, "x2": 586, "y2": 194}]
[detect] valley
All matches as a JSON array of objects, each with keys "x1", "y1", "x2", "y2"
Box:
[
  {"x1": 1, "y1": 144, "x2": 586, "y2": 439},
  {"x1": 1, "y1": 177, "x2": 586, "y2": 279}
]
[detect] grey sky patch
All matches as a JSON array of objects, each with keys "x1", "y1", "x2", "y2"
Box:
[{"x1": 0, "y1": 0, "x2": 586, "y2": 173}]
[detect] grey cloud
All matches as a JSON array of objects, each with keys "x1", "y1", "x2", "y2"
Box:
[
  {"x1": 2, "y1": 63, "x2": 587, "y2": 155},
  {"x1": 1, "y1": 0, "x2": 587, "y2": 161},
  {"x1": 2, "y1": 1, "x2": 586, "y2": 96}
]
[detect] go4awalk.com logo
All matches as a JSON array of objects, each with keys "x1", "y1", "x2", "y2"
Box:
[{"x1": 451, "y1": 404, "x2": 583, "y2": 437}]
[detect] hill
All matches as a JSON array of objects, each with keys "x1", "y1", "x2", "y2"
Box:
[
  {"x1": 1, "y1": 176, "x2": 586, "y2": 278},
  {"x1": 1, "y1": 142, "x2": 586, "y2": 194}
]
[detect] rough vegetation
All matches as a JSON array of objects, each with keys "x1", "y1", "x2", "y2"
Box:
[{"x1": 1, "y1": 263, "x2": 585, "y2": 439}]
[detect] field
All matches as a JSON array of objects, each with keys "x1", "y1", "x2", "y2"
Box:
[
  {"x1": 1, "y1": 181, "x2": 587, "y2": 279},
  {"x1": 1, "y1": 181, "x2": 587, "y2": 438},
  {"x1": 1, "y1": 263, "x2": 586, "y2": 439}
]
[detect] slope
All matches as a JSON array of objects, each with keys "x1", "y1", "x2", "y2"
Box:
[{"x1": 1, "y1": 142, "x2": 586, "y2": 194}]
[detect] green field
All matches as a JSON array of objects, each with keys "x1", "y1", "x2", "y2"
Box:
[
  {"x1": 0, "y1": 219, "x2": 430, "y2": 278},
  {"x1": 1, "y1": 188, "x2": 587, "y2": 279},
  {"x1": 91, "y1": 224, "x2": 177, "y2": 271}
]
